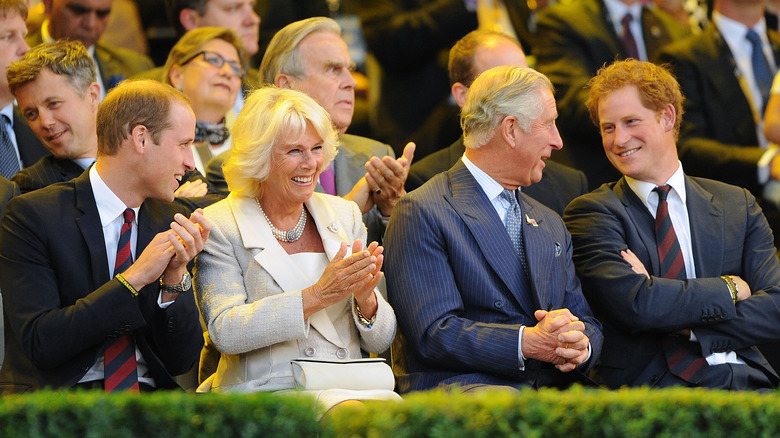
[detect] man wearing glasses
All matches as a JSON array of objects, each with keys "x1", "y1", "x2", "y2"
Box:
[{"x1": 27, "y1": 0, "x2": 154, "y2": 99}]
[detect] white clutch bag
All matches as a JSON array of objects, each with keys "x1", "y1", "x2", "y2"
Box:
[{"x1": 290, "y1": 357, "x2": 395, "y2": 391}]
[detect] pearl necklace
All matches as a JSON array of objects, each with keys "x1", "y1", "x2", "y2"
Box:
[{"x1": 255, "y1": 199, "x2": 307, "y2": 242}]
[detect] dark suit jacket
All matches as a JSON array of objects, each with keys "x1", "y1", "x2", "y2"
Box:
[
  {"x1": 406, "y1": 137, "x2": 589, "y2": 216},
  {"x1": 657, "y1": 26, "x2": 780, "y2": 195},
  {"x1": 0, "y1": 176, "x2": 16, "y2": 216},
  {"x1": 0, "y1": 172, "x2": 204, "y2": 394},
  {"x1": 11, "y1": 155, "x2": 85, "y2": 194},
  {"x1": 385, "y1": 160, "x2": 603, "y2": 392},
  {"x1": 564, "y1": 176, "x2": 780, "y2": 389},
  {"x1": 26, "y1": 30, "x2": 154, "y2": 91},
  {"x1": 533, "y1": 0, "x2": 690, "y2": 188},
  {"x1": 205, "y1": 133, "x2": 392, "y2": 244},
  {"x1": 12, "y1": 106, "x2": 48, "y2": 169}
]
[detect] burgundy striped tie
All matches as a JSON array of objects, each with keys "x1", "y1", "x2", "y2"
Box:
[
  {"x1": 621, "y1": 13, "x2": 639, "y2": 60},
  {"x1": 104, "y1": 208, "x2": 140, "y2": 393},
  {"x1": 654, "y1": 186, "x2": 708, "y2": 383}
]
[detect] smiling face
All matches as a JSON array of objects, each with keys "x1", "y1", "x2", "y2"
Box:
[
  {"x1": 195, "y1": 0, "x2": 260, "y2": 55},
  {"x1": 169, "y1": 38, "x2": 241, "y2": 123},
  {"x1": 511, "y1": 88, "x2": 563, "y2": 186},
  {"x1": 597, "y1": 85, "x2": 679, "y2": 185},
  {"x1": 16, "y1": 69, "x2": 100, "y2": 159},
  {"x1": 287, "y1": 31, "x2": 356, "y2": 134},
  {"x1": 265, "y1": 123, "x2": 324, "y2": 207},
  {"x1": 47, "y1": 0, "x2": 112, "y2": 48},
  {"x1": 141, "y1": 101, "x2": 196, "y2": 201}
]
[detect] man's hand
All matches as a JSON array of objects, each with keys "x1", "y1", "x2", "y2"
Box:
[
  {"x1": 621, "y1": 249, "x2": 650, "y2": 278},
  {"x1": 728, "y1": 275, "x2": 752, "y2": 301},
  {"x1": 121, "y1": 209, "x2": 211, "y2": 295},
  {"x1": 365, "y1": 142, "x2": 415, "y2": 216},
  {"x1": 174, "y1": 179, "x2": 209, "y2": 198},
  {"x1": 522, "y1": 309, "x2": 588, "y2": 372}
]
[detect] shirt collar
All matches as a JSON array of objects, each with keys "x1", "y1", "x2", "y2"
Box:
[
  {"x1": 625, "y1": 161, "x2": 687, "y2": 206},
  {"x1": 1, "y1": 104, "x2": 13, "y2": 125},
  {"x1": 461, "y1": 154, "x2": 513, "y2": 203},
  {"x1": 714, "y1": 10, "x2": 767, "y2": 48},
  {"x1": 603, "y1": 0, "x2": 642, "y2": 29},
  {"x1": 89, "y1": 165, "x2": 139, "y2": 227}
]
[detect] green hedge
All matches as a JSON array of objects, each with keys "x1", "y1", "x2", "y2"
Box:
[{"x1": 2, "y1": 387, "x2": 780, "y2": 437}]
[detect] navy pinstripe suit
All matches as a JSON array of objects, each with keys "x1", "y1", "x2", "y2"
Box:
[{"x1": 384, "y1": 160, "x2": 602, "y2": 392}]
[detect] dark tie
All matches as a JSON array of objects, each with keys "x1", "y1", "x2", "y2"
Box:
[
  {"x1": 621, "y1": 13, "x2": 640, "y2": 60},
  {"x1": 653, "y1": 185, "x2": 686, "y2": 279},
  {"x1": 746, "y1": 29, "x2": 773, "y2": 113},
  {"x1": 104, "y1": 208, "x2": 140, "y2": 393},
  {"x1": 0, "y1": 115, "x2": 20, "y2": 179},
  {"x1": 500, "y1": 189, "x2": 529, "y2": 278},
  {"x1": 654, "y1": 186, "x2": 708, "y2": 382}
]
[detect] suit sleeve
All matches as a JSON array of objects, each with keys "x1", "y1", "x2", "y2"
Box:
[
  {"x1": 0, "y1": 198, "x2": 149, "y2": 370},
  {"x1": 385, "y1": 194, "x2": 526, "y2": 380}
]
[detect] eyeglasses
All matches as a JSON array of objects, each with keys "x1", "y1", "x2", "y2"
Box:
[{"x1": 181, "y1": 51, "x2": 245, "y2": 78}]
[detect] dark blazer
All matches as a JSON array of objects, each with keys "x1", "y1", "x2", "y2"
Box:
[
  {"x1": 533, "y1": 0, "x2": 690, "y2": 187},
  {"x1": 26, "y1": 30, "x2": 154, "y2": 91},
  {"x1": 11, "y1": 155, "x2": 86, "y2": 194},
  {"x1": 0, "y1": 176, "x2": 16, "y2": 216},
  {"x1": 657, "y1": 26, "x2": 780, "y2": 195},
  {"x1": 12, "y1": 106, "x2": 48, "y2": 169},
  {"x1": 385, "y1": 160, "x2": 603, "y2": 393},
  {"x1": 406, "y1": 137, "x2": 589, "y2": 216},
  {"x1": 564, "y1": 176, "x2": 780, "y2": 389},
  {"x1": 0, "y1": 172, "x2": 204, "y2": 394},
  {"x1": 206, "y1": 133, "x2": 393, "y2": 244}
]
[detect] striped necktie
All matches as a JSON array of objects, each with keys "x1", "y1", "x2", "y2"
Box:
[
  {"x1": 621, "y1": 13, "x2": 640, "y2": 60},
  {"x1": 0, "y1": 115, "x2": 20, "y2": 179},
  {"x1": 500, "y1": 189, "x2": 529, "y2": 278},
  {"x1": 104, "y1": 208, "x2": 140, "y2": 392}
]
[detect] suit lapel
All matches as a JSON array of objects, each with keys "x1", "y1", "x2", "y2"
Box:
[
  {"x1": 685, "y1": 177, "x2": 724, "y2": 278},
  {"x1": 73, "y1": 172, "x2": 110, "y2": 288},
  {"x1": 230, "y1": 194, "x2": 349, "y2": 347},
  {"x1": 517, "y1": 197, "x2": 546, "y2": 311},
  {"x1": 334, "y1": 134, "x2": 364, "y2": 196},
  {"x1": 444, "y1": 161, "x2": 535, "y2": 315},
  {"x1": 614, "y1": 178, "x2": 662, "y2": 275}
]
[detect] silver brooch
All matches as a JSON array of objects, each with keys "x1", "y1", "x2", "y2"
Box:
[{"x1": 327, "y1": 223, "x2": 340, "y2": 233}]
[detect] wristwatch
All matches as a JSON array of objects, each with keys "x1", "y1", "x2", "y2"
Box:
[{"x1": 159, "y1": 272, "x2": 192, "y2": 294}]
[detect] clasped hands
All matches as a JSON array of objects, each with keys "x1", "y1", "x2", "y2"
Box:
[
  {"x1": 120, "y1": 209, "x2": 211, "y2": 299},
  {"x1": 522, "y1": 308, "x2": 590, "y2": 372},
  {"x1": 303, "y1": 240, "x2": 383, "y2": 320},
  {"x1": 345, "y1": 142, "x2": 415, "y2": 216}
]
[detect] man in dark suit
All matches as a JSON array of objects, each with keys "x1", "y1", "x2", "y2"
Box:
[
  {"x1": 406, "y1": 30, "x2": 588, "y2": 216},
  {"x1": 564, "y1": 59, "x2": 780, "y2": 390},
  {"x1": 27, "y1": 0, "x2": 154, "y2": 99},
  {"x1": 0, "y1": 0, "x2": 48, "y2": 179},
  {"x1": 8, "y1": 40, "x2": 100, "y2": 193},
  {"x1": 0, "y1": 80, "x2": 210, "y2": 394},
  {"x1": 534, "y1": 0, "x2": 690, "y2": 188},
  {"x1": 385, "y1": 65, "x2": 603, "y2": 394},
  {"x1": 657, "y1": 1, "x2": 780, "y2": 227}
]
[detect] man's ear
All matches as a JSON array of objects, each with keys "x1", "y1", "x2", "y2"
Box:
[
  {"x1": 168, "y1": 65, "x2": 183, "y2": 90},
  {"x1": 500, "y1": 115, "x2": 520, "y2": 147},
  {"x1": 179, "y1": 9, "x2": 201, "y2": 32},
  {"x1": 87, "y1": 82, "x2": 101, "y2": 112},
  {"x1": 660, "y1": 103, "x2": 676, "y2": 132},
  {"x1": 452, "y1": 82, "x2": 469, "y2": 108},
  {"x1": 131, "y1": 124, "x2": 147, "y2": 154},
  {"x1": 275, "y1": 74, "x2": 293, "y2": 89}
]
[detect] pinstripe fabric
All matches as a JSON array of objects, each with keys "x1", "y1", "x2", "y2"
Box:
[
  {"x1": 385, "y1": 160, "x2": 603, "y2": 392},
  {"x1": 11, "y1": 156, "x2": 87, "y2": 194}
]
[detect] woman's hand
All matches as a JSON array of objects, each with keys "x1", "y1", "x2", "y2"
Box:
[{"x1": 302, "y1": 240, "x2": 381, "y2": 319}]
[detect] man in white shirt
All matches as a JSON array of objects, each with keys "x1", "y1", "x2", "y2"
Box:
[{"x1": 564, "y1": 59, "x2": 780, "y2": 390}]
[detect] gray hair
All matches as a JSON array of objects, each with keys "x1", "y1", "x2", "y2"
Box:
[
  {"x1": 461, "y1": 66, "x2": 554, "y2": 149},
  {"x1": 259, "y1": 17, "x2": 341, "y2": 85},
  {"x1": 224, "y1": 86, "x2": 339, "y2": 198}
]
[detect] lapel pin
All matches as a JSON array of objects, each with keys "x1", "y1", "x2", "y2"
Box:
[
  {"x1": 327, "y1": 222, "x2": 340, "y2": 233},
  {"x1": 554, "y1": 242, "x2": 562, "y2": 257},
  {"x1": 525, "y1": 214, "x2": 538, "y2": 227}
]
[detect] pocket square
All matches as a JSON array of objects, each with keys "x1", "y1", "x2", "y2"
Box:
[{"x1": 554, "y1": 242, "x2": 561, "y2": 257}]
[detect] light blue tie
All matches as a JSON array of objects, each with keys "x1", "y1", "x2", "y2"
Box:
[
  {"x1": 746, "y1": 29, "x2": 773, "y2": 113},
  {"x1": 500, "y1": 189, "x2": 529, "y2": 278}
]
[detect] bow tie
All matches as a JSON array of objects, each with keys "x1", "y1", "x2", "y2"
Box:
[{"x1": 195, "y1": 121, "x2": 230, "y2": 145}]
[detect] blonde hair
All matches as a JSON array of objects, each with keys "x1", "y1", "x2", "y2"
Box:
[
  {"x1": 224, "y1": 87, "x2": 339, "y2": 198},
  {"x1": 162, "y1": 26, "x2": 247, "y2": 85},
  {"x1": 461, "y1": 66, "x2": 554, "y2": 149}
]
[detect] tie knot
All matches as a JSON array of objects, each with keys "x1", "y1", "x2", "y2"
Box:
[
  {"x1": 622, "y1": 13, "x2": 633, "y2": 26},
  {"x1": 653, "y1": 184, "x2": 672, "y2": 201},
  {"x1": 500, "y1": 189, "x2": 518, "y2": 206},
  {"x1": 746, "y1": 29, "x2": 762, "y2": 46},
  {"x1": 122, "y1": 208, "x2": 135, "y2": 224}
]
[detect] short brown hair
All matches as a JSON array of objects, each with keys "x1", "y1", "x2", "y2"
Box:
[
  {"x1": 586, "y1": 59, "x2": 684, "y2": 138},
  {"x1": 97, "y1": 80, "x2": 191, "y2": 156},
  {"x1": 448, "y1": 30, "x2": 522, "y2": 88},
  {"x1": 0, "y1": 0, "x2": 27, "y2": 21}
]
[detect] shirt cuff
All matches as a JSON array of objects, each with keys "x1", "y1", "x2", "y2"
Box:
[
  {"x1": 518, "y1": 326, "x2": 526, "y2": 371},
  {"x1": 757, "y1": 147, "x2": 779, "y2": 184},
  {"x1": 157, "y1": 292, "x2": 174, "y2": 309}
]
